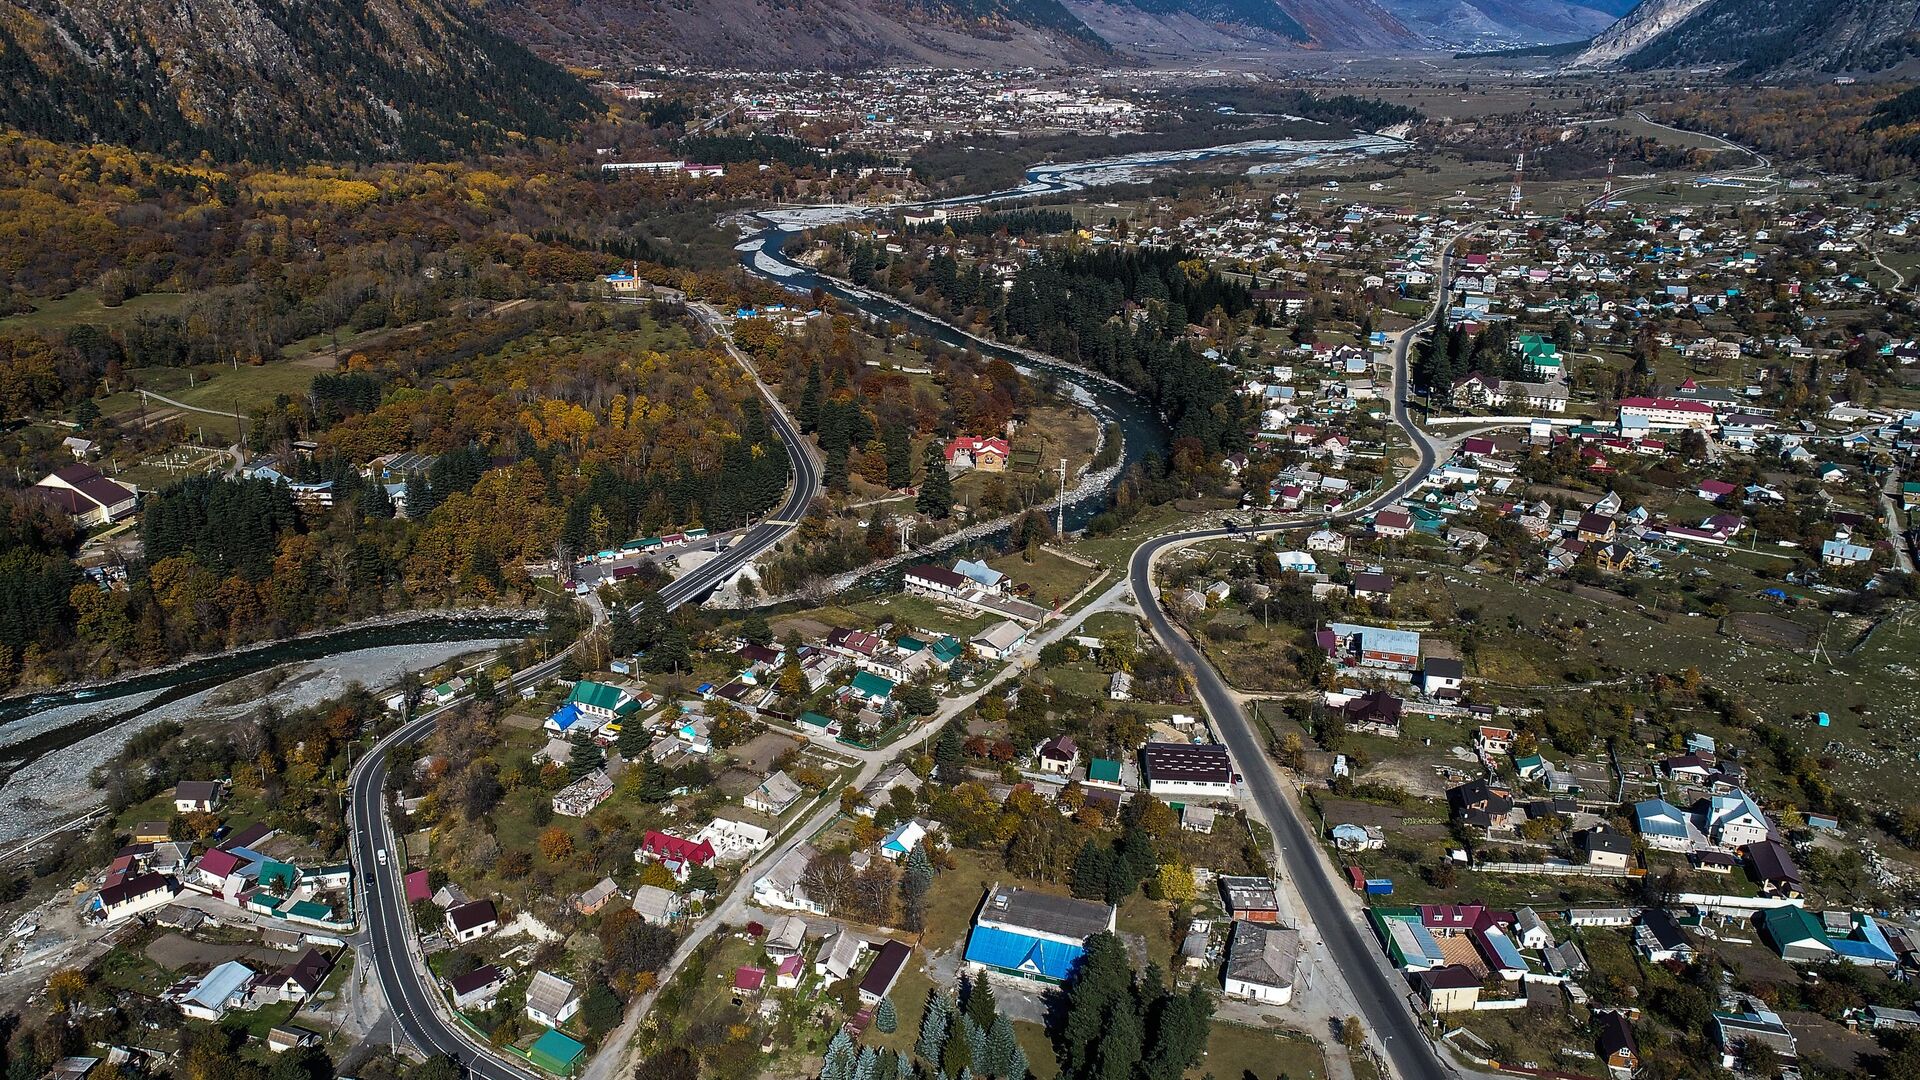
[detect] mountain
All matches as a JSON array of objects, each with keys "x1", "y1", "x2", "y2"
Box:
[
  {"x1": 487, "y1": 0, "x2": 1111, "y2": 73},
  {"x1": 1379, "y1": 0, "x2": 1629, "y2": 48},
  {"x1": 1064, "y1": 0, "x2": 1423, "y2": 51},
  {"x1": 1572, "y1": 0, "x2": 1920, "y2": 74},
  {"x1": 0, "y1": 0, "x2": 598, "y2": 162}
]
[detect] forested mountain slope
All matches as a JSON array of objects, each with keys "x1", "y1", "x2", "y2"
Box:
[{"x1": 0, "y1": 0, "x2": 598, "y2": 162}]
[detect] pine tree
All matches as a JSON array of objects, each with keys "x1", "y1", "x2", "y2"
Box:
[
  {"x1": 886, "y1": 425, "x2": 915, "y2": 489},
  {"x1": 1006, "y1": 1042, "x2": 1028, "y2": 1080},
  {"x1": 933, "y1": 721, "x2": 965, "y2": 781},
  {"x1": 799, "y1": 365, "x2": 823, "y2": 433},
  {"x1": 567, "y1": 729, "x2": 602, "y2": 780},
  {"x1": 855, "y1": 1046, "x2": 879, "y2": 1080},
  {"x1": 1091, "y1": 999, "x2": 1143, "y2": 1080},
  {"x1": 1059, "y1": 932, "x2": 1132, "y2": 1080},
  {"x1": 965, "y1": 974, "x2": 996, "y2": 1034},
  {"x1": 616, "y1": 718, "x2": 648, "y2": 760},
  {"x1": 404, "y1": 472, "x2": 430, "y2": 519},
  {"x1": 985, "y1": 1014, "x2": 1016, "y2": 1078},
  {"x1": 916, "y1": 990, "x2": 951, "y2": 1063},
  {"x1": 916, "y1": 443, "x2": 953, "y2": 518},
  {"x1": 874, "y1": 996, "x2": 898, "y2": 1034},
  {"x1": 823, "y1": 1029, "x2": 856, "y2": 1080},
  {"x1": 901, "y1": 842, "x2": 934, "y2": 931},
  {"x1": 609, "y1": 603, "x2": 639, "y2": 657},
  {"x1": 1071, "y1": 840, "x2": 1111, "y2": 901},
  {"x1": 942, "y1": 1016, "x2": 975, "y2": 1076},
  {"x1": 964, "y1": 1015, "x2": 989, "y2": 1076}
]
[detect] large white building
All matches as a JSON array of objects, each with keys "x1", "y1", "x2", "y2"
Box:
[
  {"x1": 1142, "y1": 742, "x2": 1238, "y2": 800},
  {"x1": 1618, "y1": 396, "x2": 1717, "y2": 431}
]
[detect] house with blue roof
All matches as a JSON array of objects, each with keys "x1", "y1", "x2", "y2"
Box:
[
  {"x1": 953, "y1": 559, "x2": 1005, "y2": 591},
  {"x1": 1634, "y1": 798, "x2": 1699, "y2": 852},
  {"x1": 963, "y1": 884, "x2": 1116, "y2": 983}
]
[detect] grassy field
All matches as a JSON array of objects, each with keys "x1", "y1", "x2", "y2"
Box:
[
  {"x1": 1198, "y1": 1022, "x2": 1329, "y2": 1080},
  {"x1": 96, "y1": 360, "x2": 322, "y2": 429},
  {"x1": 1, "y1": 289, "x2": 189, "y2": 333},
  {"x1": 988, "y1": 548, "x2": 1101, "y2": 609}
]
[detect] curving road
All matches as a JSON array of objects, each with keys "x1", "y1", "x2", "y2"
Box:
[
  {"x1": 346, "y1": 312, "x2": 821, "y2": 1079},
  {"x1": 1127, "y1": 230, "x2": 1472, "y2": 1080}
]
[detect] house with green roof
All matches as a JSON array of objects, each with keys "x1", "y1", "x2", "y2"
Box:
[
  {"x1": 1903, "y1": 482, "x2": 1920, "y2": 511},
  {"x1": 1760, "y1": 907, "x2": 1831, "y2": 962},
  {"x1": 1086, "y1": 758, "x2": 1123, "y2": 790},
  {"x1": 528, "y1": 1029, "x2": 585, "y2": 1075},
  {"x1": 797, "y1": 711, "x2": 839, "y2": 736},
  {"x1": 848, "y1": 671, "x2": 895, "y2": 706},
  {"x1": 930, "y1": 636, "x2": 964, "y2": 666},
  {"x1": 566, "y1": 680, "x2": 641, "y2": 723},
  {"x1": 257, "y1": 860, "x2": 300, "y2": 894}
]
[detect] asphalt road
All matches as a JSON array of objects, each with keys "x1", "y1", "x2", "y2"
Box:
[
  {"x1": 346, "y1": 325, "x2": 821, "y2": 1078},
  {"x1": 1127, "y1": 233, "x2": 1470, "y2": 1080}
]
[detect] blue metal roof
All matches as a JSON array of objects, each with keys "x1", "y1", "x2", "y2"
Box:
[
  {"x1": 1481, "y1": 926, "x2": 1526, "y2": 972},
  {"x1": 548, "y1": 703, "x2": 582, "y2": 731},
  {"x1": 963, "y1": 925, "x2": 1084, "y2": 982},
  {"x1": 1408, "y1": 921, "x2": 1445, "y2": 963}
]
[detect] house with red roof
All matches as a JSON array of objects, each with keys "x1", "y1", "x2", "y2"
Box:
[
  {"x1": 636, "y1": 830, "x2": 716, "y2": 881},
  {"x1": 944, "y1": 436, "x2": 1009, "y2": 472},
  {"x1": 734, "y1": 965, "x2": 767, "y2": 992}
]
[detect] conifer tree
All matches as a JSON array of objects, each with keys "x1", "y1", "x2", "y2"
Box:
[
  {"x1": 874, "y1": 996, "x2": 898, "y2": 1034},
  {"x1": 965, "y1": 974, "x2": 996, "y2": 1033},
  {"x1": 567, "y1": 729, "x2": 602, "y2": 780},
  {"x1": 916, "y1": 989, "x2": 951, "y2": 1064},
  {"x1": 916, "y1": 444, "x2": 953, "y2": 518}
]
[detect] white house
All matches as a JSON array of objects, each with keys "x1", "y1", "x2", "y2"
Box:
[
  {"x1": 1223, "y1": 921, "x2": 1299, "y2": 1006},
  {"x1": 744, "y1": 770, "x2": 803, "y2": 815},
  {"x1": 98, "y1": 872, "x2": 177, "y2": 923},
  {"x1": 1705, "y1": 790, "x2": 1771, "y2": 849},
  {"x1": 445, "y1": 900, "x2": 499, "y2": 943},
  {"x1": 1142, "y1": 742, "x2": 1237, "y2": 800},
  {"x1": 524, "y1": 971, "x2": 581, "y2": 1028},
  {"x1": 752, "y1": 844, "x2": 824, "y2": 914}
]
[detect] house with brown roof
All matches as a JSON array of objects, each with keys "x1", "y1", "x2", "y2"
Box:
[{"x1": 34, "y1": 465, "x2": 137, "y2": 527}]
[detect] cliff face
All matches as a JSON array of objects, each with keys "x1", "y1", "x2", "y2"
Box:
[
  {"x1": 1573, "y1": 0, "x2": 1920, "y2": 74},
  {"x1": 0, "y1": 0, "x2": 597, "y2": 162}
]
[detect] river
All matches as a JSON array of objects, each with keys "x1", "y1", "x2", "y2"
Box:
[
  {"x1": 731, "y1": 131, "x2": 1404, "y2": 577},
  {"x1": 0, "y1": 131, "x2": 1401, "y2": 843},
  {"x1": 0, "y1": 615, "x2": 537, "y2": 844}
]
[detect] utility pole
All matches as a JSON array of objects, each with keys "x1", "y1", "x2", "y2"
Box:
[
  {"x1": 897, "y1": 517, "x2": 915, "y2": 552},
  {"x1": 1602, "y1": 155, "x2": 1616, "y2": 204},
  {"x1": 1509, "y1": 152, "x2": 1525, "y2": 217}
]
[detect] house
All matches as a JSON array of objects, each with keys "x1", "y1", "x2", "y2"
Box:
[
  {"x1": 1060, "y1": 752, "x2": 1115, "y2": 792},
  {"x1": 34, "y1": 464, "x2": 137, "y2": 526},
  {"x1": 1568, "y1": 907, "x2": 1635, "y2": 928},
  {"x1": 559, "y1": 680, "x2": 643, "y2": 727},
  {"x1": 847, "y1": 670, "x2": 896, "y2": 707},
  {"x1": 1513, "y1": 907, "x2": 1552, "y2": 950},
  {"x1": 1181, "y1": 805, "x2": 1216, "y2": 833},
  {"x1": 880, "y1": 819, "x2": 928, "y2": 860},
  {"x1": 1446, "y1": 778, "x2": 1515, "y2": 831},
  {"x1": 1596, "y1": 543, "x2": 1636, "y2": 573},
  {"x1": 1705, "y1": 789, "x2": 1771, "y2": 848},
  {"x1": 858, "y1": 940, "x2": 913, "y2": 1003},
  {"x1": 1373, "y1": 510, "x2": 1413, "y2": 538},
  {"x1": 1475, "y1": 727, "x2": 1514, "y2": 756},
  {"x1": 1596, "y1": 1012, "x2": 1640, "y2": 1077},
  {"x1": 1635, "y1": 909, "x2": 1694, "y2": 964},
  {"x1": 745, "y1": 770, "x2": 803, "y2": 815},
  {"x1": 446, "y1": 900, "x2": 499, "y2": 943},
  {"x1": 630, "y1": 884, "x2": 683, "y2": 926},
  {"x1": 1711, "y1": 1002, "x2": 1798, "y2": 1070},
  {"x1": 1107, "y1": 671, "x2": 1133, "y2": 701},
  {"x1": 1224, "y1": 921, "x2": 1299, "y2": 1005},
  {"x1": 970, "y1": 619, "x2": 1028, "y2": 661},
  {"x1": 1420, "y1": 658, "x2": 1465, "y2": 697},
  {"x1": 1581, "y1": 827, "x2": 1633, "y2": 870},
  {"x1": 816, "y1": 931, "x2": 869, "y2": 981},
  {"x1": 175, "y1": 961, "x2": 257, "y2": 1021},
  {"x1": 944, "y1": 436, "x2": 1010, "y2": 472},
  {"x1": 1142, "y1": 742, "x2": 1236, "y2": 799},
  {"x1": 267, "y1": 1026, "x2": 322, "y2": 1054},
  {"x1": 1037, "y1": 735, "x2": 1078, "y2": 775},
  {"x1": 904, "y1": 564, "x2": 971, "y2": 597},
  {"x1": 1822, "y1": 538, "x2": 1874, "y2": 566},
  {"x1": 1746, "y1": 839, "x2": 1803, "y2": 897},
  {"x1": 1415, "y1": 965, "x2": 1482, "y2": 1013},
  {"x1": 953, "y1": 559, "x2": 1006, "y2": 592},
  {"x1": 753, "y1": 844, "x2": 822, "y2": 914},
  {"x1": 636, "y1": 830, "x2": 717, "y2": 879},
  {"x1": 1320, "y1": 622, "x2": 1420, "y2": 671},
  {"x1": 98, "y1": 872, "x2": 176, "y2": 923},
  {"x1": 574, "y1": 877, "x2": 621, "y2": 916},
  {"x1": 1220, "y1": 876, "x2": 1281, "y2": 923},
  {"x1": 172, "y1": 780, "x2": 224, "y2": 814},
  {"x1": 1634, "y1": 799, "x2": 1698, "y2": 852},
  {"x1": 1339, "y1": 690, "x2": 1403, "y2": 733},
  {"x1": 964, "y1": 884, "x2": 1116, "y2": 982},
  {"x1": 524, "y1": 971, "x2": 582, "y2": 1028},
  {"x1": 1351, "y1": 572, "x2": 1395, "y2": 601},
  {"x1": 765, "y1": 914, "x2": 809, "y2": 958},
  {"x1": 271, "y1": 948, "x2": 333, "y2": 1002},
  {"x1": 450, "y1": 965, "x2": 506, "y2": 1010}
]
